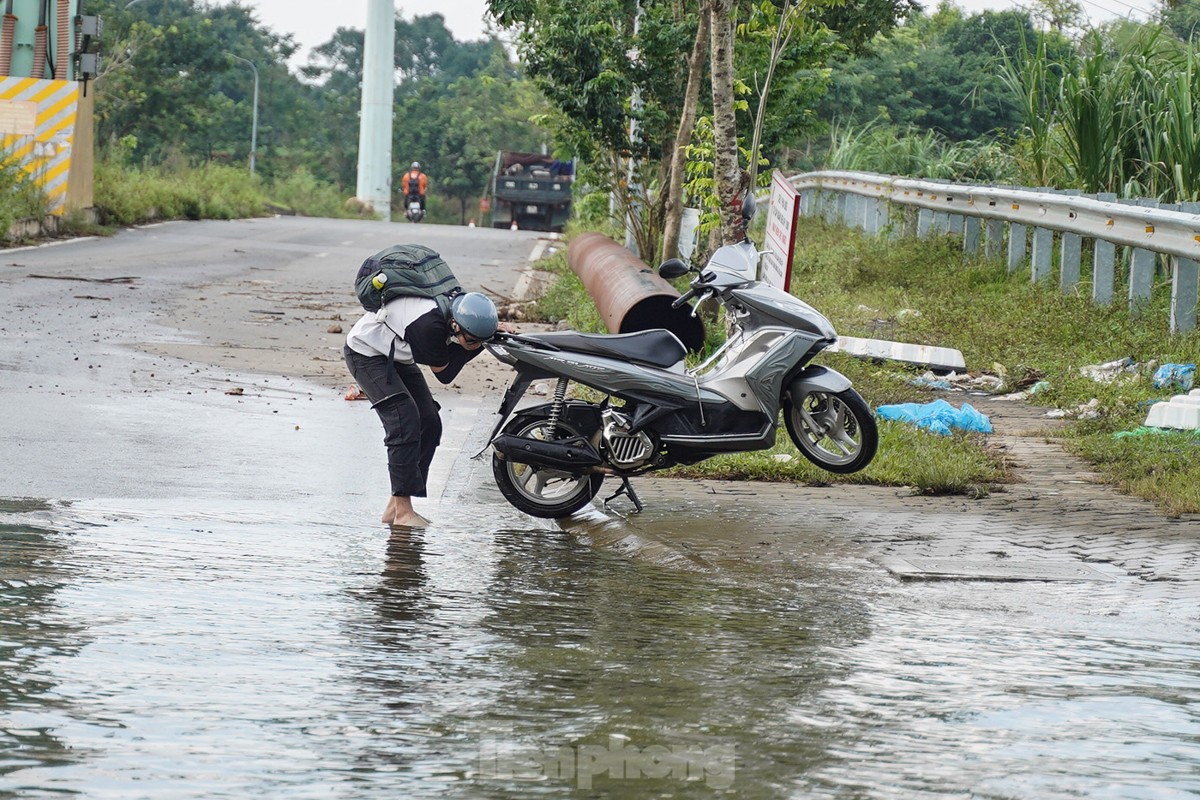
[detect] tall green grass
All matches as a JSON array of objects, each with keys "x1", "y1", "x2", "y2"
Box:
[
  {"x1": 1003, "y1": 24, "x2": 1200, "y2": 201},
  {"x1": 94, "y1": 160, "x2": 268, "y2": 224},
  {"x1": 825, "y1": 120, "x2": 1016, "y2": 182}
]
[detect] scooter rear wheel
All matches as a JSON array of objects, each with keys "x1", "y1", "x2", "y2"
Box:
[
  {"x1": 492, "y1": 416, "x2": 605, "y2": 518},
  {"x1": 784, "y1": 387, "x2": 878, "y2": 474}
]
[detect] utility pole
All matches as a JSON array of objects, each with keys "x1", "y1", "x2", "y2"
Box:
[
  {"x1": 226, "y1": 53, "x2": 258, "y2": 175},
  {"x1": 623, "y1": 0, "x2": 644, "y2": 257},
  {"x1": 356, "y1": 0, "x2": 395, "y2": 219}
]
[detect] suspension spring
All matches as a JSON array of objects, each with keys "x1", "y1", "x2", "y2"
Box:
[{"x1": 544, "y1": 378, "x2": 569, "y2": 438}]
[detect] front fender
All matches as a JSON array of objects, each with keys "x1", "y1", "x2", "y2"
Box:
[{"x1": 787, "y1": 364, "x2": 853, "y2": 398}]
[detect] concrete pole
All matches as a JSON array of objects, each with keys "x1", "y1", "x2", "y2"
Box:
[
  {"x1": 356, "y1": 0, "x2": 395, "y2": 219},
  {"x1": 226, "y1": 54, "x2": 258, "y2": 175}
]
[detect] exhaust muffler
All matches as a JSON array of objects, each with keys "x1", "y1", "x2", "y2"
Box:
[{"x1": 492, "y1": 434, "x2": 603, "y2": 471}]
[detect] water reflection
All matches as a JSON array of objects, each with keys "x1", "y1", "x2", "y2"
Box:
[
  {"x1": 0, "y1": 501, "x2": 84, "y2": 781},
  {"x1": 467, "y1": 527, "x2": 871, "y2": 797},
  {"x1": 375, "y1": 527, "x2": 430, "y2": 628},
  {"x1": 0, "y1": 497, "x2": 1196, "y2": 799}
]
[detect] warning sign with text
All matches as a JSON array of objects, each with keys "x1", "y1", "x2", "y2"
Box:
[{"x1": 762, "y1": 171, "x2": 799, "y2": 292}]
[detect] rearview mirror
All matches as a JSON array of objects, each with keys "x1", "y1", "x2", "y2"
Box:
[
  {"x1": 740, "y1": 193, "x2": 757, "y2": 222},
  {"x1": 657, "y1": 258, "x2": 690, "y2": 280}
]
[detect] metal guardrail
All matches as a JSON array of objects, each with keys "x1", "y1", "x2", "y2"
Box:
[{"x1": 788, "y1": 170, "x2": 1200, "y2": 334}]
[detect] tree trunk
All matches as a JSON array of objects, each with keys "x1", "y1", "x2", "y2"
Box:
[
  {"x1": 661, "y1": 7, "x2": 710, "y2": 263},
  {"x1": 709, "y1": 0, "x2": 742, "y2": 245}
]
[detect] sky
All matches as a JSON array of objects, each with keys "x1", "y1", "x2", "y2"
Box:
[
  {"x1": 243, "y1": 0, "x2": 494, "y2": 67},
  {"x1": 240, "y1": 0, "x2": 1159, "y2": 70}
]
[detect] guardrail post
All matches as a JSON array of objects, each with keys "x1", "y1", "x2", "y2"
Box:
[
  {"x1": 1126, "y1": 198, "x2": 1160, "y2": 312},
  {"x1": 1171, "y1": 256, "x2": 1198, "y2": 334},
  {"x1": 823, "y1": 190, "x2": 839, "y2": 225},
  {"x1": 1031, "y1": 226, "x2": 1053, "y2": 282},
  {"x1": 1170, "y1": 201, "x2": 1200, "y2": 334},
  {"x1": 917, "y1": 208, "x2": 933, "y2": 238},
  {"x1": 864, "y1": 198, "x2": 880, "y2": 235},
  {"x1": 985, "y1": 219, "x2": 1004, "y2": 259},
  {"x1": 1007, "y1": 223, "x2": 1028, "y2": 272},
  {"x1": 1093, "y1": 239, "x2": 1116, "y2": 305},
  {"x1": 1129, "y1": 247, "x2": 1155, "y2": 311},
  {"x1": 932, "y1": 210, "x2": 948, "y2": 235},
  {"x1": 947, "y1": 213, "x2": 964, "y2": 237},
  {"x1": 1060, "y1": 232, "x2": 1082, "y2": 292},
  {"x1": 963, "y1": 216, "x2": 981, "y2": 255}
]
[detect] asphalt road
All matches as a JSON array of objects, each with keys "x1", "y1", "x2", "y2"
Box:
[{"x1": 0, "y1": 216, "x2": 547, "y2": 500}]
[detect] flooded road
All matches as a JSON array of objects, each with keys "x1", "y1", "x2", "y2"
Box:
[
  {"x1": 4, "y1": 452, "x2": 1199, "y2": 798},
  {"x1": 2, "y1": 219, "x2": 1199, "y2": 797}
]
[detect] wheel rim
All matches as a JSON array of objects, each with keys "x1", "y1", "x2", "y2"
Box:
[
  {"x1": 792, "y1": 391, "x2": 865, "y2": 467},
  {"x1": 503, "y1": 420, "x2": 594, "y2": 506}
]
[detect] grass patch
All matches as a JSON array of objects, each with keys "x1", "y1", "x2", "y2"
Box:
[{"x1": 668, "y1": 421, "x2": 1008, "y2": 495}]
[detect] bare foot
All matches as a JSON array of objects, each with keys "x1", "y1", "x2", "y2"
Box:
[
  {"x1": 391, "y1": 511, "x2": 430, "y2": 528},
  {"x1": 381, "y1": 497, "x2": 400, "y2": 523},
  {"x1": 382, "y1": 496, "x2": 428, "y2": 527}
]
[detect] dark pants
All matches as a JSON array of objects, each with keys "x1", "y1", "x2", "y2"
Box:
[
  {"x1": 344, "y1": 346, "x2": 442, "y2": 497},
  {"x1": 406, "y1": 192, "x2": 426, "y2": 210}
]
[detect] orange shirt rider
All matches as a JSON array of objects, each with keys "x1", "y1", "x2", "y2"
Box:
[{"x1": 404, "y1": 162, "x2": 428, "y2": 209}]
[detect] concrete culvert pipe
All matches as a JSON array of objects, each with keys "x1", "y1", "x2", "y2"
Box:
[{"x1": 567, "y1": 233, "x2": 706, "y2": 353}]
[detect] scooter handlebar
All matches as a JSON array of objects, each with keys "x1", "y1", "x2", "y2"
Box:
[{"x1": 672, "y1": 287, "x2": 699, "y2": 309}]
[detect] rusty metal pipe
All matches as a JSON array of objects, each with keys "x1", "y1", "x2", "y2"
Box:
[{"x1": 567, "y1": 232, "x2": 705, "y2": 352}]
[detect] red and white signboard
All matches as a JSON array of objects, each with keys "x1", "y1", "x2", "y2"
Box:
[{"x1": 762, "y1": 171, "x2": 800, "y2": 292}]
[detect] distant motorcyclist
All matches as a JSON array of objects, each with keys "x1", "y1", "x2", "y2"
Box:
[{"x1": 404, "y1": 162, "x2": 428, "y2": 213}]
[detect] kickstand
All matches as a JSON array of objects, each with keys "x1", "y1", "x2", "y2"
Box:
[{"x1": 604, "y1": 476, "x2": 644, "y2": 514}]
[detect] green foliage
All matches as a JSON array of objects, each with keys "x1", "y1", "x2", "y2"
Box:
[
  {"x1": 668, "y1": 421, "x2": 1004, "y2": 495},
  {"x1": 0, "y1": 153, "x2": 51, "y2": 241},
  {"x1": 94, "y1": 160, "x2": 268, "y2": 224},
  {"x1": 393, "y1": 54, "x2": 554, "y2": 222},
  {"x1": 530, "y1": 243, "x2": 606, "y2": 332},
  {"x1": 88, "y1": 0, "x2": 539, "y2": 209},
  {"x1": 683, "y1": 117, "x2": 771, "y2": 241},
  {"x1": 1069, "y1": 428, "x2": 1200, "y2": 517},
  {"x1": 999, "y1": 19, "x2": 1200, "y2": 201},
  {"x1": 825, "y1": 120, "x2": 1017, "y2": 181},
  {"x1": 268, "y1": 167, "x2": 364, "y2": 218},
  {"x1": 786, "y1": 218, "x2": 1200, "y2": 512}
]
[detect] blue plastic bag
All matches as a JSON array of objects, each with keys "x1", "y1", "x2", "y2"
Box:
[
  {"x1": 875, "y1": 399, "x2": 993, "y2": 436},
  {"x1": 1152, "y1": 363, "x2": 1195, "y2": 391}
]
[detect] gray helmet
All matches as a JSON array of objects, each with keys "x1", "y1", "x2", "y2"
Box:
[
  {"x1": 450, "y1": 292, "x2": 498, "y2": 339},
  {"x1": 411, "y1": 161, "x2": 420, "y2": 169}
]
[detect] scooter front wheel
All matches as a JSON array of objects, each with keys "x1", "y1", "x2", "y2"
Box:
[
  {"x1": 784, "y1": 387, "x2": 878, "y2": 474},
  {"x1": 492, "y1": 416, "x2": 605, "y2": 518}
]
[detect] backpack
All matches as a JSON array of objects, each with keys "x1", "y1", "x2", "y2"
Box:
[
  {"x1": 354, "y1": 244, "x2": 462, "y2": 318},
  {"x1": 406, "y1": 174, "x2": 422, "y2": 195}
]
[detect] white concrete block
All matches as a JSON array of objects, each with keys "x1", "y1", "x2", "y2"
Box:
[
  {"x1": 1144, "y1": 389, "x2": 1200, "y2": 429},
  {"x1": 827, "y1": 336, "x2": 967, "y2": 373}
]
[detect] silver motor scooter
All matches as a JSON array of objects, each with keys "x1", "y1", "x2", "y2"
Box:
[{"x1": 483, "y1": 196, "x2": 877, "y2": 518}]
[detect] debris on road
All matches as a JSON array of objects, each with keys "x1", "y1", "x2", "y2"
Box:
[
  {"x1": 1152, "y1": 363, "x2": 1196, "y2": 391},
  {"x1": 876, "y1": 399, "x2": 993, "y2": 435},
  {"x1": 1080, "y1": 357, "x2": 1137, "y2": 383}
]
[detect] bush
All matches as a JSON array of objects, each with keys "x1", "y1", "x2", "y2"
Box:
[
  {"x1": 0, "y1": 153, "x2": 52, "y2": 241},
  {"x1": 268, "y1": 167, "x2": 364, "y2": 218},
  {"x1": 94, "y1": 159, "x2": 268, "y2": 225}
]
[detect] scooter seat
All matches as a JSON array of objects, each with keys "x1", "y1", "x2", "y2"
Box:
[{"x1": 524, "y1": 329, "x2": 688, "y2": 369}]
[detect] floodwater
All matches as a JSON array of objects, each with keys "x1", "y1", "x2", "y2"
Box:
[{"x1": 2, "y1": 481, "x2": 1198, "y2": 799}]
